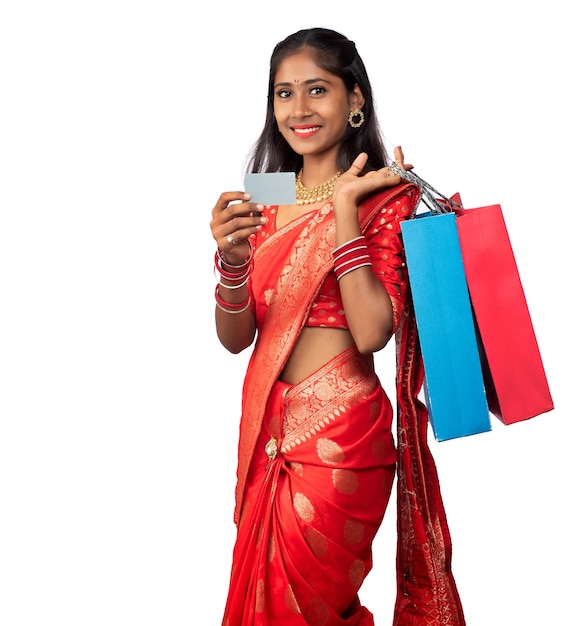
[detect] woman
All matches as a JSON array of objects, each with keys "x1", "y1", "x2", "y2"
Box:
[{"x1": 210, "y1": 28, "x2": 464, "y2": 626}]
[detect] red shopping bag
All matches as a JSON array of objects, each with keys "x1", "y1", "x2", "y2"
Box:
[{"x1": 454, "y1": 196, "x2": 554, "y2": 424}]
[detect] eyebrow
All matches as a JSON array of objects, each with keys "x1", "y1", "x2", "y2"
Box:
[{"x1": 273, "y1": 77, "x2": 333, "y2": 89}]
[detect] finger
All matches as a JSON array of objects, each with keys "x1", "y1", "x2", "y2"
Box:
[
  {"x1": 377, "y1": 165, "x2": 399, "y2": 179},
  {"x1": 219, "y1": 212, "x2": 265, "y2": 246},
  {"x1": 392, "y1": 146, "x2": 414, "y2": 172},
  {"x1": 215, "y1": 203, "x2": 260, "y2": 235},
  {"x1": 222, "y1": 191, "x2": 250, "y2": 204},
  {"x1": 219, "y1": 225, "x2": 261, "y2": 257},
  {"x1": 212, "y1": 191, "x2": 251, "y2": 216},
  {"x1": 220, "y1": 226, "x2": 247, "y2": 253},
  {"x1": 394, "y1": 145, "x2": 404, "y2": 165},
  {"x1": 248, "y1": 203, "x2": 266, "y2": 218},
  {"x1": 346, "y1": 152, "x2": 369, "y2": 175}
]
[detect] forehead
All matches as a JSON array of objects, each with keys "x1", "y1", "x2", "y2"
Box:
[{"x1": 274, "y1": 50, "x2": 338, "y2": 84}]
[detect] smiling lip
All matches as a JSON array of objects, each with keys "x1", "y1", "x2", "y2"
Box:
[{"x1": 290, "y1": 124, "x2": 321, "y2": 138}]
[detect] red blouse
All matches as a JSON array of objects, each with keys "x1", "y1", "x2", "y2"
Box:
[{"x1": 252, "y1": 200, "x2": 408, "y2": 333}]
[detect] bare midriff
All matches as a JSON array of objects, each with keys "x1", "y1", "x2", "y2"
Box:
[{"x1": 279, "y1": 326, "x2": 355, "y2": 384}]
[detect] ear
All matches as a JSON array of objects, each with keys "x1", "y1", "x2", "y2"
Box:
[{"x1": 350, "y1": 84, "x2": 365, "y2": 110}]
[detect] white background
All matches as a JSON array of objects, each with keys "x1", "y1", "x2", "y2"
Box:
[{"x1": 1, "y1": 1, "x2": 581, "y2": 624}]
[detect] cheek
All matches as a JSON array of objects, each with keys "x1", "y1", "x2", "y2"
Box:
[
  {"x1": 273, "y1": 107, "x2": 286, "y2": 131},
  {"x1": 330, "y1": 108, "x2": 349, "y2": 131},
  {"x1": 328, "y1": 100, "x2": 350, "y2": 125}
]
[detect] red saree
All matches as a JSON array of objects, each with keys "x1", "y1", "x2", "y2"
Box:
[{"x1": 221, "y1": 184, "x2": 465, "y2": 626}]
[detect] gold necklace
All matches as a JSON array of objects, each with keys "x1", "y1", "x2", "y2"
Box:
[{"x1": 295, "y1": 169, "x2": 342, "y2": 206}]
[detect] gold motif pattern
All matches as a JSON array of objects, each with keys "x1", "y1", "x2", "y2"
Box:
[
  {"x1": 264, "y1": 288, "x2": 274, "y2": 306},
  {"x1": 368, "y1": 399, "x2": 381, "y2": 422},
  {"x1": 371, "y1": 437, "x2": 391, "y2": 463},
  {"x1": 281, "y1": 348, "x2": 375, "y2": 454},
  {"x1": 332, "y1": 468, "x2": 359, "y2": 494},
  {"x1": 305, "y1": 596, "x2": 329, "y2": 626},
  {"x1": 316, "y1": 438, "x2": 345, "y2": 465},
  {"x1": 290, "y1": 461, "x2": 304, "y2": 475},
  {"x1": 348, "y1": 559, "x2": 366, "y2": 587},
  {"x1": 267, "y1": 532, "x2": 276, "y2": 562},
  {"x1": 344, "y1": 519, "x2": 365, "y2": 545},
  {"x1": 284, "y1": 584, "x2": 301, "y2": 614},
  {"x1": 293, "y1": 492, "x2": 315, "y2": 523},
  {"x1": 256, "y1": 578, "x2": 265, "y2": 613},
  {"x1": 304, "y1": 526, "x2": 328, "y2": 559}
]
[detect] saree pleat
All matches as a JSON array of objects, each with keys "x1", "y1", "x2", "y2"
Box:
[{"x1": 223, "y1": 349, "x2": 394, "y2": 625}]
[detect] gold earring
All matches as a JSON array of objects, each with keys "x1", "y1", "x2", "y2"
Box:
[{"x1": 348, "y1": 109, "x2": 365, "y2": 128}]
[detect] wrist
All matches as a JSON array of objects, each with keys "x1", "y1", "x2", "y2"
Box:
[
  {"x1": 218, "y1": 240, "x2": 253, "y2": 268},
  {"x1": 214, "y1": 242, "x2": 253, "y2": 283},
  {"x1": 332, "y1": 235, "x2": 372, "y2": 281}
]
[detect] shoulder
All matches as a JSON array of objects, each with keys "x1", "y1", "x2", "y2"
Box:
[{"x1": 358, "y1": 182, "x2": 421, "y2": 231}]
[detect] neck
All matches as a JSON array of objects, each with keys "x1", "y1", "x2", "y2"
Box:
[{"x1": 300, "y1": 155, "x2": 340, "y2": 187}]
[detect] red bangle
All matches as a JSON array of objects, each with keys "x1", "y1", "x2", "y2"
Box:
[
  {"x1": 214, "y1": 251, "x2": 252, "y2": 281},
  {"x1": 332, "y1": 235, "x2": 366, "y2": 256},
  {"x1": 332, "y1": 236, "x2": 372, "y2": 280},
  {"x1": 334, "y1": 256, "x2": 372, "y2": 280},
  {"x1": 215, "y1": 284, "x2": 251, "y2": 314}
]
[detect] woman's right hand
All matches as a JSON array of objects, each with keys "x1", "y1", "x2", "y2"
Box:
[{"x1": 209, "y1": 191, "x2": 266, "y2": 264}]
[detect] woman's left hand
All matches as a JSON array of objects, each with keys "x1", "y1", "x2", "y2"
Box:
[{"x1": 332, "y1": 146, "x2": 414, "y2": 210}]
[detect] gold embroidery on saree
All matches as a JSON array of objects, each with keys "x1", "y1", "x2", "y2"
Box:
[
  {"x1": 293, "y1": 492, "x2": 315, "y2": 523},
  {"x1": 284, "y1": 584, "x2": 301, "y2": 614},
  {"x1": 255, "y1": 578, "x2": 265, "y2": 613},
  {"x1": 305, "y1": 596, "x2": 329, "y2": 626},
  {"x1": 344, "y1": 519, "x2": 365, "y2": 545},
  {"x1": 290, "y1": 461, "x2": 303, "y2": 475},
  {"x1": 316, "y1": 438, "x2": 345, "y2": 465},
  {"x1": 267, "y1": 532, "x2": 276, "y2": 562},
  {"x1": 348, "y1": 559, "x2": 366, "y2": 587},
  {"x1": 371, "y1": 436, "x2": 392, "y2": 463},
  {"x1": 332, "y1": 468, "x2": 359, "y2": 494},
  {"x1": 304, "y1": 526, "x2": 328, "y2": 559},
  {"x1": 281, "y1": 348, "x2": 376, "y2": 454},
  {"x1": 256, "y1": 203, "x2": 335, "y2": 370}
]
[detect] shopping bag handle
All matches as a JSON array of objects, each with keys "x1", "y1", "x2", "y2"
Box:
[{"x1": 389, "y1": 163, "x2": 464, "y2": 217}]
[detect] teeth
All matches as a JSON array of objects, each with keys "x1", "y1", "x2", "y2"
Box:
[{"x1": 294, "y1": 127, "x2": 319, "y2": 134}]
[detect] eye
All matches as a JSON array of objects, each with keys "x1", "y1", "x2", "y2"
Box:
[
  {"x1": 309, "y1": 86, "x2": 326, "y2": 96},
  {"x1": 276, "y1": 88, "x2": 292, "y2": 99}
]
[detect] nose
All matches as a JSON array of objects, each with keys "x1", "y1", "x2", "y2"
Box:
[
  {"x1": 294, "y1": 107, "x2": 311, "y2": 118},
  {"x1": 293, "y1": 95, "x2": 311, "y2": 118}
]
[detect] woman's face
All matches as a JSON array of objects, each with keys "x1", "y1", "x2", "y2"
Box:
[{"x1": 272, "y1": 49, "x2": 363, "y2": 164}]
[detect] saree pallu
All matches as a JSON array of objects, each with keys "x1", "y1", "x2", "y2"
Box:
[
  {"x1": 222, "y1": 346, "x2": 397, "y2": 626},
  {"x1": 393, "y1": 307, "x2": 465, "y2": 625}
]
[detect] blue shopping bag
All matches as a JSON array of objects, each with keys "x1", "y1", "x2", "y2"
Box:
[{"x1": 401, "y1": 211, "x2": 491, "y2": 441}]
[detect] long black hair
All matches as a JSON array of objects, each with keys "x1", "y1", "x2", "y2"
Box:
[{"x1": 246, "y1": 28, "x2": 389, "y2": 175}]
